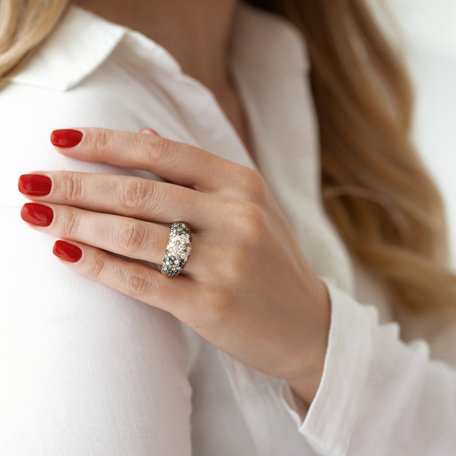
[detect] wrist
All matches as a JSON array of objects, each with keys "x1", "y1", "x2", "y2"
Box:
[{"x1": 286, "y1": 278, "x2": 331, "y2": 407}]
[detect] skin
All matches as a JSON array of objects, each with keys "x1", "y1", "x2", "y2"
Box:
[
  {"x1": 19, "y1": 129, "x2": 331, "y2": 407},
  {"x1": 18, "y1": 0, "x2": 332, "y2": 407},
  {"x1": 73, "y1": 0, "x2": 254, "y2": 159}
]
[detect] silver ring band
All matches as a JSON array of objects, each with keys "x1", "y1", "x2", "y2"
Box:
[{"x1": 160, "y1": 222, "x2": 192, "y2": 277}]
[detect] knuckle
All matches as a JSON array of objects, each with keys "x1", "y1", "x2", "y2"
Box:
[
  {"x1": 231, "y1": 201, "x2": 265, "y2": 240},
  {"x1": 149, "y1": 137, "x2": 179, "y2": 165},
  {"x1": 95, "y1": 129, "x2": 113, "y2": 156},
  {"x1": 239, "y1": 168, "x2": 267, "y2": 201},
  {"x1": 123, "y1": 268, "x2": 152, "y2": 297},
  {"x1": 134, "y1": 133, "x2": 155, "y2": 160},
  {"x1": 61, "y1": 208, "x2": 82, "y2": 238},
  {"x1": 115, "y1": 221, "x2": 148, "y2": 252},
  {"x1": 119, "y1": 178, "x2": 151, "y2": 211},
  {"x1": 62, "y1": 172, "x2": 83, "y2": 201},
  {"x1": 87, "y1": 252, "x2": 106, "y2": 280},
  {"x1": 134, "y1": 134, "x2": 178, "y2": 168}
]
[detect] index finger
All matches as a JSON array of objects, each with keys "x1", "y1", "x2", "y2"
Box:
[{"x1": 50, "y1": 127, "x2": 243, "y2": 192}]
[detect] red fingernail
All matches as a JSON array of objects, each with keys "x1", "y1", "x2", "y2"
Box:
[
  {"x1": 20, "y1": 203, "x2": 54, "y2": 226},
  {"x1": 18, "y1": 174, "x2": 52, "y2": 196},
  {"x1": 53, "y1": 240, "x2": 82, "y2": 262},
  {"x1": 50, "y1": 129, "x2": 83, "y2": 147}
]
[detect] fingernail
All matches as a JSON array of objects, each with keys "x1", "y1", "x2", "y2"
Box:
[
  {"x1": 50, "y1": 129, "x2": 83, "y2": 147},
  {"x1": 53, "y1": 240, "x2": 82, "y2": 262},
  {"x1": 20, "y1": 203, "x2": 54, "y2": 226},
  {"x1": 18, "y1": 174, "x2": 52, "y2": 196},
  {"x1": 140, "y1": 128, "x2": 160, "y2": 136}
]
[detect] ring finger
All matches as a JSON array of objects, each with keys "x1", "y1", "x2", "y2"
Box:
[{"x1": 20, "y1": 202, "x2": 210, "y2": 278}]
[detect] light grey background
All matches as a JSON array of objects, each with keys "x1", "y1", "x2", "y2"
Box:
[{"x1": 369, "y1": 0, "x2": 456, "y2": 266}]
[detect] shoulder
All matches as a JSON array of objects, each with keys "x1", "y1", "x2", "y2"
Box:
[
  {"x1": 0, "y1": 4, "x2": 187, "y2": 207},
  {"x1": 0, "y1": 4, "x2": 180, "y2": 124},
  {"x1": 0, "y1": 68, "x2": 178, "y2": 207}
]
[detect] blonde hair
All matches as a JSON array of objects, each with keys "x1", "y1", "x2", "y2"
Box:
[
  {"x1": 254, "y1": 0, "x2": 456, "y2": 319},
  {"x1": 2, "y1": 0, "x2": 456, "y2": 320},
  {"x1": 0, "y1": 0, "x2": 68, "y2": 86}
]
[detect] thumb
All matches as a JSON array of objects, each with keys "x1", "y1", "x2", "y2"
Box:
[{"x1": 139, "y1": 128, "x2": 160, "y2": 136}]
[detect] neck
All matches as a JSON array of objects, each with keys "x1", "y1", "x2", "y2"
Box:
[{"x1": 73, "y1": 0, "x2": 239, "y2": 94}]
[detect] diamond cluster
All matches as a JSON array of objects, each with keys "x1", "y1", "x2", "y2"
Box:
[{"x1": 161, "y1": 222, "x2": 192, "y2": 277}]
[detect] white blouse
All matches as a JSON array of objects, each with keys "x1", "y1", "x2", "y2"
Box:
[{"x1": 1, "y1": 2, "x2": 455, "y2": 455}]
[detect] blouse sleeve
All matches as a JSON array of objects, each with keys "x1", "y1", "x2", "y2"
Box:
[{"x1": 279, "y1": 277, "x2": 456, "y2": 455}]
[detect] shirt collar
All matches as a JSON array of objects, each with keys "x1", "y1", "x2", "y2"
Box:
[
  {"x1": 9, "y1": 1, "x2": 308, "y2": 91},
  {"x1": 9, "y1": 5, "x2": 126, "y2": 91}
]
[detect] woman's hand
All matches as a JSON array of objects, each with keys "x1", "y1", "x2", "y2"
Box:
[{"x1": 18, "y1": 127, "x2": 331, "y2": 406}]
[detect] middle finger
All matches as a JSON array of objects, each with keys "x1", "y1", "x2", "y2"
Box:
[{"x1": 18, "y1": 171, "x2": 214, "y2": 230}]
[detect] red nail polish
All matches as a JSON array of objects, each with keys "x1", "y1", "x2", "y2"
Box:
[
  {"x1": 18, "y1": 174, "x2": 52, "y2": 196},
  {"x1": 50, "y1": 129, "x2": 83, "y2": 147},
  {"x1": 53, "y1": 240, "x2": 82, "y2": 262},
  {"x1": 20, "y1": 203, "x2": 54, "y2": 226}
]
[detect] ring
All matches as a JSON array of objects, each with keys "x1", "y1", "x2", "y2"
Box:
[{"x1": 160, "y1": 222, "x2": 192, "y2": 277}]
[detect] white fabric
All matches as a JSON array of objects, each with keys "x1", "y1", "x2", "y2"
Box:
[{"x1": 1, "y1": 2, "x2": 455, "y2": 455}]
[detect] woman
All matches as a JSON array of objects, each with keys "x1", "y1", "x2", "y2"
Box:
[{"x1": 1, "y1": 0, "x2": 455, "y2": 454}]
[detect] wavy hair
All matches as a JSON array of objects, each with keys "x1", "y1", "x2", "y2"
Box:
[
  {"x1": 247, "y1": 0, "x2": 456, "y2": 319},
  {"x1": 2, "y1": 0, "x2": 456, "y2": 320}
]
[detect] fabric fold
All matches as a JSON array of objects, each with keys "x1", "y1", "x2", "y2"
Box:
[
  {"x1": 279, "y1": 277, "x2": 456, "y2": 455},
  {"x1": 280, "y1": 276, "x2": 374, "y2": 455}
]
